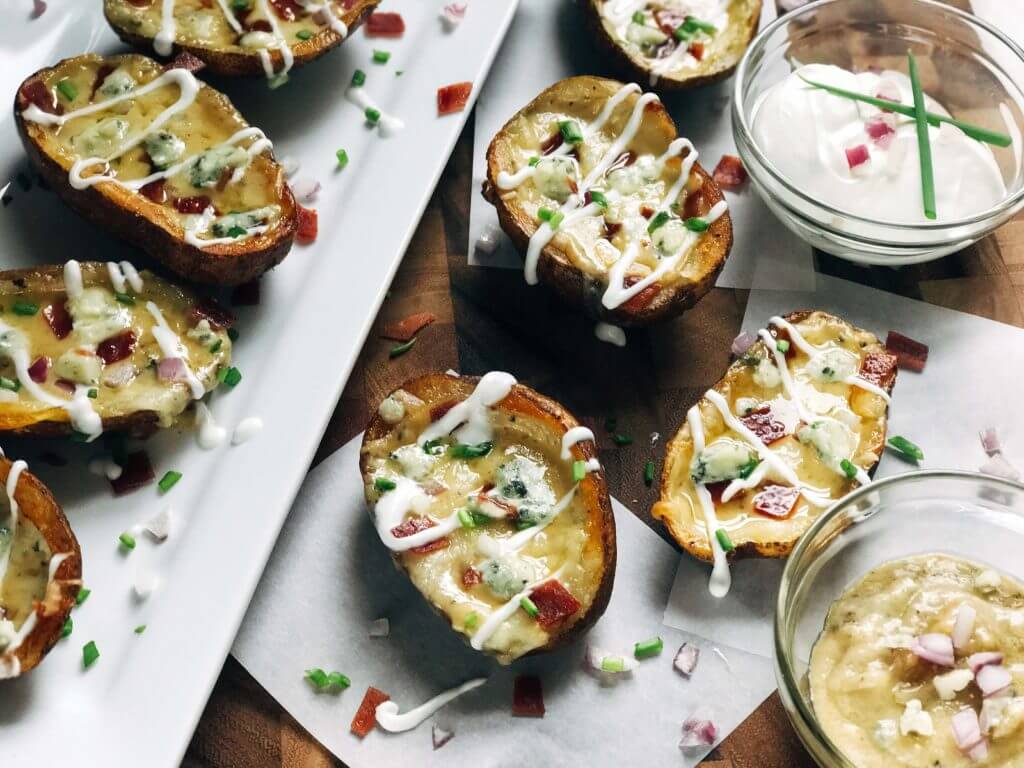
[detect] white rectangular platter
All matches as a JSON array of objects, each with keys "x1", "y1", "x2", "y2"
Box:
[{"x1": 0, "y1": 1, "x2": 518, "y2": 764}]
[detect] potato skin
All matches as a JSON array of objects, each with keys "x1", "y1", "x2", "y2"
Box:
[
  {"x1": 656, "y1": 310, "x2": 895, "y2": 562},
  {"x1": 104, "y1": 0, "x2": 380, "y2": 77},
  {"x1": 360, "y1": 373, "x2": 616, "y2": 659},
  {"x1": 580, "y1": 0, "x2": 762, "y2": 91},
  {"x1": 0, "y1": 458, "x2": 82, "y2": 679},
  {"x1": 14, "y1": 55, "x2": 298, "y2": 287},
  {"x1": 483, "y1": 76, "x2": 733, "y2": 327}
]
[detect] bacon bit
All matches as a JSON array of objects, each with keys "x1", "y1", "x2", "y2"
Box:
[
  {"x1": 437, "y1": 82, "x2": 473, "y2": 116},
  {"x1": 390, "y1": 516, "x2": 448, "y2": 554},
  {"x1": 419, "y1": 479, "x2": 448, "y2": 496},
  {"x1": 859, "y1": 351, "x2": 898, "y2": 391},
  {"x1": 110, "y1": 451, "x2": 155, "y2": 495},
  {"x1": 244, "y1": 18, "x2": 273, "y2": 32},
  {"x1": 706, "y1": 481, "x2": 728, "y2": 504},
  {"x1": 512, "y1": 675, "x2": 544, "y2": 717},
  {"x1": 296, "y1": 205, "x2": 318, "y2": 244},
  {"x1": 540, "y1": 132, "x2": 564, "y2": 156},
  {"x1": 165, "y1": 51, "x2": 207, "y2": 74},
  {"x1": 381, "y1": 312, "x2": 436, "y2": 342},
  {"x1": 19, "y1": 80, "x2": 61, "y2": 116},
  {"x1": 91, "y1": 64, "x2": 116, "y2": 100},
  {"x1": 27, "y1": 356, "x2": 50, "y2": 383},
  {"x1": 689, "y1": 42, "x2": 705, "y2": 60},
  {"x1": 619, "y1": 274, "x2": 660, "y2": 313},
  {"x1": 605, "y1": 151, "x2": 637, "y2": 177},
  {"x1": 350, "y1": 686, "x2": 390, "y2": 738},
  {"x1": 885, "y1": 331, "x2": 928, "y2": 372},
  {"x1": 429, "y1": 399, "x2": 458, "y2": 422},
  {"x1": 230, "y1": 280, "x2": 261, "y2": 307},
  {"x1": 30, "y1": 0, "x2": 47, "y2": 18},
  {"x1": 174, "y1": 196, "x2": 211, "y2": 214},
  {"x1": 752, "y1": 485, "x2": 801, "y2": 519},
  {"x1": 42, "y1": 301, "x2": 72, "y2": 340},
  {"x1": 740, "y1": 406, "x2": 788, "y2": 445},
  {"x1": 54, "y1": 379, "x2": 75, "y2": 395},
  {"x1": 713, "y1": 155, "x2": 748, "y2": 190},
  {"x1": 866, "y1": 116, "x2": 896, "y2": 146},
  {"x1": 640, "y1": 204, "x2": 656, "y2": 219},
  {"x1": 682, "y1": 186, "x2": 707, "y2": 219},
  {"x1": 604, "y1": 221, "x2": 623, "y2": 238},
  {"x1": 269, "y1": 0, "x2": 302, "y2": 21},
  {"x1": 680, "y1": 716, "x2": 718, "y2": 749},
  {"x1": 480, "y1": 493, "x2": 517, "y2": 518},
  {"x1": 845, "y1": 144, "x2": 870, "y2": 169},
  {"x1": 189, "y1": 299, "x2": 235, "y2": 329},
  {"x1": 529, "y1": 580, "x2": 581, "y2": 630},
  {"x1": 140, "y1": 179, "x2": 167, "y2": 204},
  {"x1": 215, "y1": 167, "x2": 233, "y2": 193},
  {"x1": 97, "y1": 331, "x2": 137, "y2": 365},
  {"x1": 366, "y1": 11, "x2": 405, "y2": 36},
  {"x1": 461, "y1": 567, "x2": 482, "y2": 588}
]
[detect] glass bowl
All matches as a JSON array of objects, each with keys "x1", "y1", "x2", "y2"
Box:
[
  {"x1": 774, "y1": 470, "x2": 1024, "y2": 766},
  {"x1": 731, "y1": 0, "x2": 1024, "y2": 266}
]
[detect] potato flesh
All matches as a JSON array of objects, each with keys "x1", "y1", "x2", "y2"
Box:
[
  {"x1": 362, "y1": 398, "x2": 605, "y2": 663},
  {"x1": 0, "y1": 519, "x2": 49, "y2": 631}
]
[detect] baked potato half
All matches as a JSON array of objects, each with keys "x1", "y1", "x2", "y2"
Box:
[
  {"x1": 0, "y1": 261, "x2": 232, "y2": 440},
  {"x1": 582, "y1": 1, "x2": 762, "y2": 90},
  {"x1": 654, "y1": 311, "x2": 896, "y2": 590},
  {"x1": 15, "y1": 53, "x2": 297, "y2": 286},
  {"x1": 483, "y1": 76, "x2": 732, "y2": 326},
  {"x1": 0, "y1": 458, "x2": 82, "y2": 679},
  {"x1": 360, "y1": 372, "x2": 616, "y2": 664},
  {"x1": 103, "y1": 0, "x2": 380, "y2": 80}
]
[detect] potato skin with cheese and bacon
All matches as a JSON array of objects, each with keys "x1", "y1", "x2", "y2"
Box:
[
  {"x1": 360, "y1": 373, "x2": 616, "y2": 664},
  {"x1": 483, "y1": 76, "x2": 732, "y2": 326},
  {"x1": 655, "y1": 310, "x2": 896, "y2": 564}
]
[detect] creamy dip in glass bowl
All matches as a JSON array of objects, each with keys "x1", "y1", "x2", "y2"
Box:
[{"x1": 732, "y1": 0, "x2": 1024, "y2": 265}]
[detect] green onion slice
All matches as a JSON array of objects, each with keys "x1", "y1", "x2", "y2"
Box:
[
  {"x1": 61, "y1": 617, "x2": 73, "y2": 638},
  {"x1": 372, "y1": 49, "x2": 391, "y2": 64},
  {"x1": 572, "y1": 460, "x2": 586, "y2": 482},
  {"x1": 351, "y1": 69, "x2": 367, "y2": 87},
  {"x1": 840, "y1": 458, "x2": 859, "y2": 479},
  {"x1": 647, "y1": 211, "x2": 670, "y2": 234},
  {"x1": 374, "y1": 477, "x2": 397, "y2": 492},
  {"x1": 634, "y1": 636, "x2": 664, "y2": 659},
  {"x1": 601, "y1": 655, "x2": 626, "y2": 672},
  {"x1": 520, "y1": 597, "x2": 539, "y2": 618},
  {"x1": 158, "y1": 470, "x2": 182, "y2": 492},
  {"x1": 631, "y1": 10, "x2": 645, "y2": 24},
  {"x1": 389, "y1": 338, "x2": 416, "y2": 358},
  {"x1": 114, "y1": 291, "x2": 135, "y2": 305},
  {"x1": 76, "y1": 587, "x2": 91, "y2": 606},
  {"x1": 82, "y1": 641, "x2": 100, "y2": 668},
  {"x1": 715, "y1": 528, "x2": 735, "y2": 552},
  {"x1": 558, "y1": 120, "x2": 584, "y2": 145},
  {"x1": 365, "y1": 107, "x2": 382, "y2": 124},
  {"x1": 644, "y1": 460, "x2": 656, "y2": 486},
  {"x1": 612, "y1": 433, "x2": 633, "y2": 447},
  {"x1": 336, "y1": 148, "x2": 349, "y2": 168},
  {"x1": 119, "y1": 532, "x2": 136, "y2": 551},
  {"x1": 12, "y1": 301, "x2": 39, "y2": 316},
  {"x1": 887, "y1": 435, "x2": 924, "y2": 461},
  {"x1": 296, "y1": 29, "x2": 313, "y2": 40},
  {"x1": 448, "y1": 441, "x2": 493, "y2": 459},
  {"x1": 589, "y1": 189, "x2": 609, "y2": 208},
  {"x1": 134, "y1": 625, "x2": 146, "y2": 635},
  {"x1": 776, "y1": 340, "x2": 790, "y2": 353},
  {"x1": 684, "y1": 217, "x2": 709, "y2": 232},
  {"x1": 57, "y1": 78, "x2": 78, "y2": 102}
]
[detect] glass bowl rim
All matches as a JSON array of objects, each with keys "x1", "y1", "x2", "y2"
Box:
[
  {"x1": 732, "y1": 0, "x2": 1024, "y2": 234},
  {"x1": 773, "y1": 468, "x2": 1024, "y2": 767}
]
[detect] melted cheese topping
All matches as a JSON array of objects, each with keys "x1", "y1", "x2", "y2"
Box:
[
  {"x1": 361, "y1": 375, "x2": 606, "y2": 664},
  {"x1": 0, "y1": 518, "x2": 48, "y2": 633},
  {"x1": 810, "y1": 554, "x2": 1024, "y2": 767}
]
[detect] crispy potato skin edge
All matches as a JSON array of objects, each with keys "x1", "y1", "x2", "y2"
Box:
[
  {"x1": 13, "y1": 55, "x2": 298, "y2": 287},
  {"x1": 359, "y1": 373, "x2": 617, "y2": 661},
  {"x1": 103, "y1": 0, "x2": 381, "y2": 77},
  {"x1": 656, "y1": 310, "x2": 895, "y2": 562},
  {"x1": 1, "y1": 457, "x2": 82, "y2": 678},
  {"x1": 483, "y1": 75, "x2": 733, "y2": 327},
  {"x1": 580, "y1": 0, "x2": 763, "y2": 91}
]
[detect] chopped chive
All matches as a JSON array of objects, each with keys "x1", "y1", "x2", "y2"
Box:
[
  {"x1": 351, "y1": 69, "x2": 367, "y2": 87},
  {"x1": 422, "y1": 438, "x2": 445, "y2": 455},
  {"x1": 87, "y1": 388, "x2": 98, "y2": 399},
  {"x1": 119, "y1": 532, "x2": 136, "y2": 551},
  {"x1": 57, "y1": 78, "x2": 78, "y2": 102},
  {"x1": 528, "y1": 156, "x2": 540, "y2": 167},
  {"x1": 776, "y1": 340, "x2": 790, "y2": 353},
  {"x1": 537, "y1": 206, "x2": 565, "y2": 229},
  {"x1": 604, "y1": 416, "x2": 618, "y2": 432},
  {"x1": 611, "y1": 433, "x2": 633, "y2": 447},
  {"x1": 389, "y1": 337, "x2": 416, "y2": 358},
  {"x1": 520, "y1": 596, "x2": 539, "y2": 618},
  {"x1": 0, "y1": 377, "x2": 20, "y2": 392},
  {"x1": 114, "y1": 291, "x2": 135, "y2": 305},
  {"x1": 374, "y1": 477, "x2": 397, "y2": 493},
  {"x1": 221, "y1": 367, "x2": 242, "y2": 387},
  {"x1": 686, "y1": 16, "x2": 717, "y2": 34},
  {"x1": 336, "y1": 148, "x2": 349, "y2": 169},
  {"x1": 296, "y1": 29, "x2": 313, "y2": 40},
  {"x1": 61, "y1": 617, "x2": 73, "y2": 638},
  {"x1": 326, "y1": 672, "x2": 350, "y2": 689},
  {"x1": 601, "y1": 655, "x2": 626, "y2": 672},
  {"x1": 365, "y1": 107, "x2": 382, "y2": 124},
  {"x1": 715, "y1": 528, "x2": 735, "y2": 552},
  {"x1": 558, "y1": 120, "x2": 584, "y2": 145},
  {"x1": 227, "y1": 327, "x2": 239, "y2": 342},
  {"x1": 907, "y1": 52, "x2": 936, "y2": 220},
  {"x1": 230, "y1": 0, "x2": 250, "y2": 10},
  {"x1": 647, "y1": 210, "x2": 670, "y2": 234},
  {"x1": 209, "y1": 339, "x2": 222, "y2": 353},
  {"x1": 372, "y1": 49, "x2": 391, "y2": 64},
  {"x1": 464, "y1": 611, "x2": 480, "y2": 630},
  {"x1": 12, "y1": 301, "x2": 39, "y2": 316},
  {"x1": 134, "y1": 625, "x2": 146, "y2": 635},
  {"x1": 631, "y1": 10, "x2": 645, "y2": 24},
  {"x1": 305, "y1": 668, "x2": 328, "y2": 688},
  {"x1": 840, "y1": 459, "x2": 858, "y2": 479},
  {"x1": 573, "y1": 460, "x2": 586, "y2": 482},
  {"x1": 458, "y1": 508, "x2": 476, "y2": 528},
  {"x1": 589, "y1": 189, "x2": 608, "y2": 209},
  {"x1": 395, "y1": 70, "x2": 404, "y2": 76},
  {"x1": 82, "y1": 641, "x2": 100, "y2": 668},
  {"x1": 887, "y1": 436, "x2": 924, "y2": 462},
  {"x1": 227, "y1": 225, "x2": 247, "y2": 238},
  {"x1": 76, "y1": 587, "x2": 91, "y2": 606},
  {"x1": 634, "y1": 636, "x2": 664, "y2": 659},
  {"x1": 684, "y1": 217, "x2": 709, "y2": 232},
  {"x1": 644, "y1": 460, "x2": 656, "y2": 486},
  {"x1": 158, "y1": 470, "x2": 182, "y2": 492},
  {"x1": 448, "y1": 441, "x2": 493, "y2": 460},
  {"x1": 739, "y1": 457, "x2": 760, "y2": 479}
]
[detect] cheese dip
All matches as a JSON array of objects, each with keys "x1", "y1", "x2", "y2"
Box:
[{"x1": 809, "y1": 554, "x2": 1024, "y2": 766}]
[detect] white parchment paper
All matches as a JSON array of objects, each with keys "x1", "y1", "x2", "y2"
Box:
[
  {"x1": 232, "y1": 437, "x2": 776, "y2": 767},
  {"x1": 663, "y1": 275, "x2": 1024, "y2": 658},
  {"x1": 467, "y1": 0, "x2": 817, "y2": 291}
]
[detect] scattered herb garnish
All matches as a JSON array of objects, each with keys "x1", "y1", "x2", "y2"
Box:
[
  {"x1": 227, "y1": 327, "x2": 239, "y2": 342},
  {"x1": 558, "y1": 119, "x2": 584, "y2": 145},
  {"x1": 351, "y1": 69, "x2": 367, "y2": 87},
  {"x1": 604, "y1": 416, "x2": 618, "y2": 432},
  {"x1": 336, "y1": 149, "x2": 349, "y2": 169},
  {"x1": 87, "y1": 388, "x2": 98, "y2": 399},
  {"x1": 643, "y1": 460, "x2": 656, "y2": 486},
  {"x1": 684, "y1": 217, "x2": 709, "y2": 232},
  {"x1": 631, "y1": 10, "x2": 645, "y2": 24},
  {"x1": 372, "y1": 49, "x2": 391, "y2": 64},
  {"x1": 887, "y1": 435, "x2": 924, "y2": 462},
  {"x1": 520, "y1": 596, "x2": 539, "y2": 618},
  {"x1": 61, "y1": 617, "x2": 73, "y2": 639},
  {"x1": 906, "y1": 52, "x2": 936, "y2": 219},
  {"x1": 374, "y1": 477, "x2": 397, "y2": 492},
  {"x1": 739, "y1": 457, "x2": 760, "y2": 479},
  {"x1": 715, "y1": 528, "x2": 735, "y2": 552},
  {"x1": 422, "y1": 437, "x2": 445, "y2": 455},
  {"x1": 776, "y1": 340, "x2": 790, "y2": 353},
  {"x1": 76, "y1": 587, "x2": 91, "y2": 606},
  {"x1": 647, "y1": 211, "x2": 670, "y2": 234},
  {"x1": 611, "y1": 433, "x2": 633, "y2": 447},
  {"x1": 82, "y1": 641, "x2": 100, "y2": 669},
  {"x1": 589, "y1": 189, "x2": 609, "y2": 209},
  {"x1": 114, "y1": 291, "x2": 135, "y2": 305},
  {"x1": 528, "y1": 156, "x2": 540, "y2": 167},
  {"x1": 209, "y1": 339, "x2": 222, "y2": 353},
  {"x1": 0, "y1": 377, "x2": 20, "y2": 392},
  {"x1": 573, "y1": 460, "x2": 586, "y2": 483},
  {"x1": 12, "y1": 301, "x2": 39, "y2": 316},
  {"x1": 674, "y1": 16, "x2": 716, "y2": 41},
  {"x1": 634, "y1": 636, "x2": 664, "y2": 659},
  {"x1": 296, "y1": 29, "x2": 313, "y2": 40},
  {"x1": 448, "y1": 441, "x2": 493, "y2": 459},
  {"x1": 537, "y1": 207, "x2": 565, "y2": 229},
  {"x1": 305, "y1": 668, "x2": 351, "y2": 692},
  {"x1": 220, "y1": 367, "x2": 242, "y2": 387},
  {"x1": 57, "y1": 78, "x2": 78, "y2": 102},
  {"x1": 134, "y1": 625, "x2": 147, "y2": 635},
  {"x1": 602, "y1": 655, "x2": 626, "y2": 672},
  {"x1": 365, "y1": 107, "x2": 381, "y2": 124},
  {"x1": 465, "y1": 611, "x2": 480, "y2": 630},
  {"x1": 118, "y1": 532, "x2": 136, "y2": 551},
  {"x1": 389, "y1": 337, "x2": 416, "y2": 358},
  {"x1": 158, "y1": 470, "x2": 182, "y2": 493},
  {"x1": 840, "y1": 459, "x2": 858, "y2": 479}
]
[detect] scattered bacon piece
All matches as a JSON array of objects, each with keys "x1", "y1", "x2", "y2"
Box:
[
  {"x1": 140, "y1": 179, "x2": 167, "y2": 204},
  {"x1": 640, "y1": 204, "x2": 656, "y2": 219},
  {"x1": 91, "y1": 64, "x2": 116, "y2": 100},
  {"x1": 845, "y1": 144, "x2": 870, "y2": 169},
  {"x1": 512, "y1": 676, "x2": 545, "y2": 718},
  {"x1": 269, "y1": 0, "x2": 302, "y2": 21},
  {"x1": 381, "y1": 312, "x2": 436, "y2": 342},
  {"x1": 54, "y1": 379, "x2": 75, "y2": 395},
  {"x1": 540, "y1": 132, "x2": 564, "y2": 156},
  {"x1": 461, "y1": 567, "x2": 482, "y2": 588},
  {"x1": 429, "y1": 399, "x2": 458, "y2": 422},
  {"x1": 366, "y1": 11, "x2": 405, "y2": 36},
  {"x1": 244, "y1": 18, "x2": 273, "y2": 32},
  {"x1": 619, "y1": 275, "x2": 660, "y2": 313},
  {"x1": 165, "y1": 51, "x2": 207, "y2": 74},
  {"x1": 689, "y1": 42, "x2": 705, "y2": 60},
  {"x1": 42, "y1": 301, "x2": 72, "y2": 340},
  {"x1": 97, "y1": 331, "x2": 137, "y2": 365},
  {"x1": 740, "y1": 406, "x2": 788, "y2": 445},
  {"x1": 752, "y1": 485, "x2": 801, "y2": 519},
  {"x1": 231, "y1": 280, "x2": 261, "y2": 307},
  {"x1": 682, "y1": 186, "x2": 707, "y2": 219},
  {"x1": 189, "y1": 299, "x2": 235, "y2": 329},
  {"x1": 296, "y1": 205, "x2": 318, "y2": 244},
  {"x1": 174, "y1": 196, "x2": 211, "y2": 215},
  {"x1": 885, "y1": 331, "x2": 928, "y2": 372},
  {"x1": 437, "y1": 82, "x2": 473, "y2": 116},
  {"x1": 705, "y1": 481, "x2": 728, "y2": 504},
  {"x1": 529, "y1": 580, "x2": 581, "y2": 630},
  {"x1": 713, "y1": 155, "x2": 748, "y2": 190},
  {"x1": 18, "y1": 80, "x2": 61, "y2": 116},
  {"x1": 859, "y1": 351, "x2": 898, "y2": 391},
  {"x1": 390, "y1": 516, "x2": 448, "y2": 554},
  {"x1": 110, "y1": 451, "x2": 155, "y2": 495},
  {"x1": 350, "y1": 686, "x2": 390, "y2": 737},
  {"x1": 27, "y1": 356, "x2": 50, "y2": 383},
  {"x1": 605, "y1": 151, "x2": 637, "y2": 176}
]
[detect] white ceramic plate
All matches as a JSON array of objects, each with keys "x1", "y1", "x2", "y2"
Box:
[{"x1": 0, "y1": 1, "x2": 517, "y2": 764}]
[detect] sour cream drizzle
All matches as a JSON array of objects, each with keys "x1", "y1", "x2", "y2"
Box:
[
  {"x1": 107, "y1": 261, "x2": 145, "y2": 294},
  {"x1": 375, "y1": 677, "x2": 488, "y2": 732},
  {"x1": 146, "y1": 301, "x2": 205, "y2": 399},
  {"x1": 0, "y1": 460, "x2": 27, "y2": 591},
  {"x1": 471, "y1": 566, "x2": 567, "y2": 650},
  {"x1": 195, "y1": 402, "x2": 227, "y2": 449},
  {"x1": 687, "y1": 407, "x2": 731, "y2": 597},
  {"x1": 345, "y1": 85, "x2": 405, "y2": 138}
]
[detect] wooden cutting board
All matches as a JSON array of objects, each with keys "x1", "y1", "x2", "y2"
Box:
[{"x1": 183, "y1": 2, "x2": 1024, "y2": 764}]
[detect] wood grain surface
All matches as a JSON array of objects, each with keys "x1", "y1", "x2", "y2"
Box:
[{"x1": 184, "y1": 1, "x2": 1024, "y2": 764}]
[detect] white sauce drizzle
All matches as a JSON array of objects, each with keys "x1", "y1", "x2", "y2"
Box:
[
  {"x1": 345, "y1": 85, "x2": 405, "y2": 138},
  {"x1": 375, "y1": 677, "x2": 487, "y2": 732},
  {"x1": 686, "y1": 406, "x2": 731, "y2": 597},
  {"x1": 560, "y1": 426, "x2": 596, "y2": 461},
  {"x1": 106, "y1": 261, "x2": 145, "y2": 294},
  {"x1": 232, "y1": 416, "x2": 263, "y2": 445},
  {"x1": 471, "y1": 566, "x2": 566, "y2": 650},
  {"x1": 417, "y1": 371, "x2": 516, "y2": 447},
  {"x1": 155, "y1": 0, "x2": 177, "y2": 56},
  {"x1": 63, "y1": 260, "x2": 84, "y2": 300},
  {"x1": 195, "y1": 402, "x2": 227, "y2": 449},
  {"x1": 146, "y1": 301, "x2": 205, "y2": 399}
]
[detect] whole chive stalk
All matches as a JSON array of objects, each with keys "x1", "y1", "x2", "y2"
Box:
[
  {"x1": 888, "y1": 435, "x2": 924, "y2": 461},
  {"x1": 907, "y1": 52, "x2": 936, "y2": 220},
  {"x1": 634, "y1": 636, "x2": 664, "y2": 659}
]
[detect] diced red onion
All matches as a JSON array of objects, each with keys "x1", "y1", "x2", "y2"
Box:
[
  {"x1": 976, "y1": 664, "x2": 1012, "y2": 697},
  {"x1": 731, "y1": 331, "x2": 757, "y2": 356},
  {"x1": 432, "y1": 723, "x2": 454, "y2": 750},
  {"x1": 157, "y1": 357, "x2": 189, "y2": 382},
  {"x1": 968, "y1": 652, "x2": 1004, "y2": 674},
  {"x1": 31, "y1": 0, "x2": 47, "y2": 18},
  {"x1": 967, "y1": 740, "x2": 989, "y2": 761},
  {"x1": 845, "y1": 144, "x2": 870, "y2": 169},
  {"x1": 368, "y1": 618, "x2": 390, "y2": 637},
  {"x1": 952, "y1": 604, "x2": 976, "y2": 652},
  {"x1": 875, "y1": 80, "x2": 902, "y2": 108},
  {"x1": 279, "y1": 155, "x2": 299, "y2": 177},
  {"x1": 980, "y1": 454, "x2": 1021, "y2": 481},
  {"x1": 679, "y1": 717, "x2": 718, "y2": 750},
  {"x1": 911, "y1": 633, "x2": 954, "y2": 666},
  {"x1": 440, "y1": 3, "x2": 467, "y2": 29},
  {"x1": 291, "y1": 178, "x2": 320, "y2": 202},
  {"x1": 979, "y1": 427, "x2": 1001, "y2": 456},
  {"x1": 865, "y1": 117, "x2": 895, "y2": 140},
  {"x1": 673, "y1": 643, "x2": 700, "y2": 677},
  {"x1": 951, "y1": 707, "x2": 983, "y2": 752}
]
